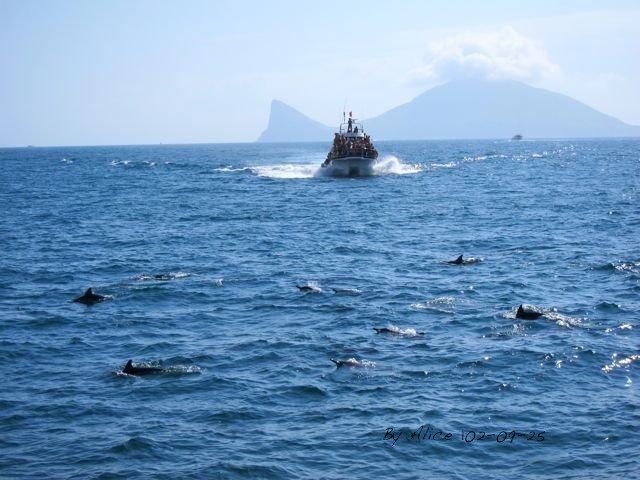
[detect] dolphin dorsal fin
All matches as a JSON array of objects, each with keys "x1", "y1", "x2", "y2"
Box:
[
  {"x1": 85, "y1": 288, "x2": 93, "y2": 295},
  {"x1": 456, "y1": 255, "x2": 463, "y2": 262}
]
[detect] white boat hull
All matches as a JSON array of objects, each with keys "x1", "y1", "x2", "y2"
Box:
[{"x1": 321, "y1": 157, "x2": 376, "y2": 177}]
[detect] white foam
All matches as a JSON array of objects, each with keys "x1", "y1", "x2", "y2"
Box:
[
  {"x1": 411, "y1": 296, "x2": 456, "y2": 313},
  {"x1": 165, "y1": 365, "x2": 203, "y2": 374},
  {"x1": 332, "y1": 287, "x2": 362, "y2": 295},
  {"x1": 344, "y1": 358, "x2": 376, "y2": 368},
  {"x1": 384, "y1": 324, "x2": 420, "y2": 336},
  {"x1": 136, "y1": 271, "x2": 190, "y2": 281},
  {"x1": 602, "y1": 354, "x2": 640, "y2": 373},
  {"x1": 430, "y1": 296, "x2": 457, "y2": 304},
  {"x1": 214, "y1": 166, "x2": 251, "y2": 173},
  {"x1": 546, "y1": 311, "x2": 582, "y2": 328},
  {"x1": 251, "y1": 164, "x2": 320, "y2": 179},
  {"x1": 431, "y1": 162, "x2": 457, "y2": 168},
  {"x1": 299, "y1": 281, "x2": 322, "y2": 293},
  {"x1": 373, "y1": 155, "x2": 422, "y2": 175},
  {"x1": 247, "y1": 155, "x2": 421, "y2": 179}
]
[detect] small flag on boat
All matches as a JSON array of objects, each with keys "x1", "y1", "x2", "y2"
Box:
[{"x1": 349, "y1": 111, "x2": 352, "y2": 118}]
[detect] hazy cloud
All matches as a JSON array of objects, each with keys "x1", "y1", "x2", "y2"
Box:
[{"x1": 410, "y1": 27, "x2": 560, "y2": 84}]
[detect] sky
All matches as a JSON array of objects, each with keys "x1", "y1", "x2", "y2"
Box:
[{"x1": 1, "y1": 0, "x2": 639, "y2": 147}]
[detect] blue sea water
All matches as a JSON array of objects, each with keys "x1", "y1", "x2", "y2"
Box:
[{"x1": 0, "y1": 139, "x2": 638, "y2": 479}]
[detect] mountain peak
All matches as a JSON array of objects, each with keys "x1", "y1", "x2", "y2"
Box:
[
  {"x1": 257, "y1": 100, "x2": 332, "y2": 142},
  {"x1": 365, "y1": 79, "x2": 640, "y2": 139}
]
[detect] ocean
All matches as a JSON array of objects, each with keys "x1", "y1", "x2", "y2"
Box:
[{"x1": 0, "y1": 139, "x2": 638, "y2": 479}]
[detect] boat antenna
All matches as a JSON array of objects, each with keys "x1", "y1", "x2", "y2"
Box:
[{"x1": 342, "y1": 99, "x2": 347, "y2": 124}]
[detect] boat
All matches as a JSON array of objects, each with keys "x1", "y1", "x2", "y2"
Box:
[
  {"x1": 511, "y1": 134, "x2": 523, "y2": 141},
  {"x1": 321, "y1": 113, "x2": 378, "y2": 176}
]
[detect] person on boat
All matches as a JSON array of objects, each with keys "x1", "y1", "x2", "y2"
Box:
[
  {"x1": 347, "y1": 117, "x2": 353, "y2": 133},
  {"x1": 354, "y1": 126, "x2": 359, "y2": 134}
]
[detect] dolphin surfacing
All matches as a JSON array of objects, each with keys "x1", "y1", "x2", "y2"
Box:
[
  {"x1": 330, "y1": 358, "x2": 375, "y2": 368},
  {"x1": 72, "y1": 288, "x2": 106, "y2": 305},
  {"x1": 516, "y1": 304, "x2": 544, "y2": 320},
  {"x1": 297, "y1": 285, "x2": 322, "y2": 293},
  {"x1": 331, "y1": 358, "x2": 359, "y2": 368},
  {"x1": 373, "y1": 327, "x2": 424, "y2": 336},
  {"x1": 446, "y1": 254, "x2": 479, "y2": 265},
  {"x1": 447, "y1": 255, "x2": 465, "y2": 265},
  {"x1": 122, "y1": 359, "x2": 163, "y2": 376},
  {"x1": 332, "y1": 287, "x2": 362, "y2": 295}
]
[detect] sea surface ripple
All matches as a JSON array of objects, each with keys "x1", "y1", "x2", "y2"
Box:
[{"x1": 0, "y1": 139, "x2": 638, "y2": 478}]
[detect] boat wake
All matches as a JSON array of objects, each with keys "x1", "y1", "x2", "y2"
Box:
[
  {"x1": 251, "y1": 164, "x2": 319, "y2": 179},
  {"x1": 373, "y1": 155, "x2": 422, "y2": 175},
  {"x1": 245, "y1": 156, "x2": 421, "y2": 179}
]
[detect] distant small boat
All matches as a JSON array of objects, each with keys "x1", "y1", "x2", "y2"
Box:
[
  {"x1": 511, "y1": 134, "x2": 523, "y2": 141},
  {"x1": 321, "y1": 112, "x2": 378, "y2": 176}
]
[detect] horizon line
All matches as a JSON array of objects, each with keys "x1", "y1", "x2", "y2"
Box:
[{"x1": 2, "y1": 136, "x2": 640, "y2": 150}]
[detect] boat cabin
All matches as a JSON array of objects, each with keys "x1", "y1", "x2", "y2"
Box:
[{"x1": 339, "y1": 120, "x2": 365, "y2": 139}]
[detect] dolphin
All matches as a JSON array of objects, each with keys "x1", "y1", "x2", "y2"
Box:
[
  {"x1": 373, "y1": 327, "x2": 424, "y2": 336},
  {"x1": 72, "y1": 288, "x2": 106, "y2": 305},
  {"x1": 332, "y1": 287, "x2": 362, "y2": 295},
  {"x1": 331, "y1": 358, "x2": 360, "y2": 368},
  {"x1": 516, "y1": 304, "x2": 544, "y2": 320},
  {"x1": 297, "y1": 285, "x2": 322, "y2": 293},
  {"x1": 136, "y1": 272, "x2": 188, "y2": 282},
  {"x1": 151, "y1": 274, "x2": 173, "y2": 281},
  {"x1": 446, "y1": 254, "x2": 480, "y2": 265},
  {"x1": 447, "y1": 254, "x2": 465, "y2": 265},
  {"x1": 122, "y1": 359, "x2": 163, "y2": 376}
]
